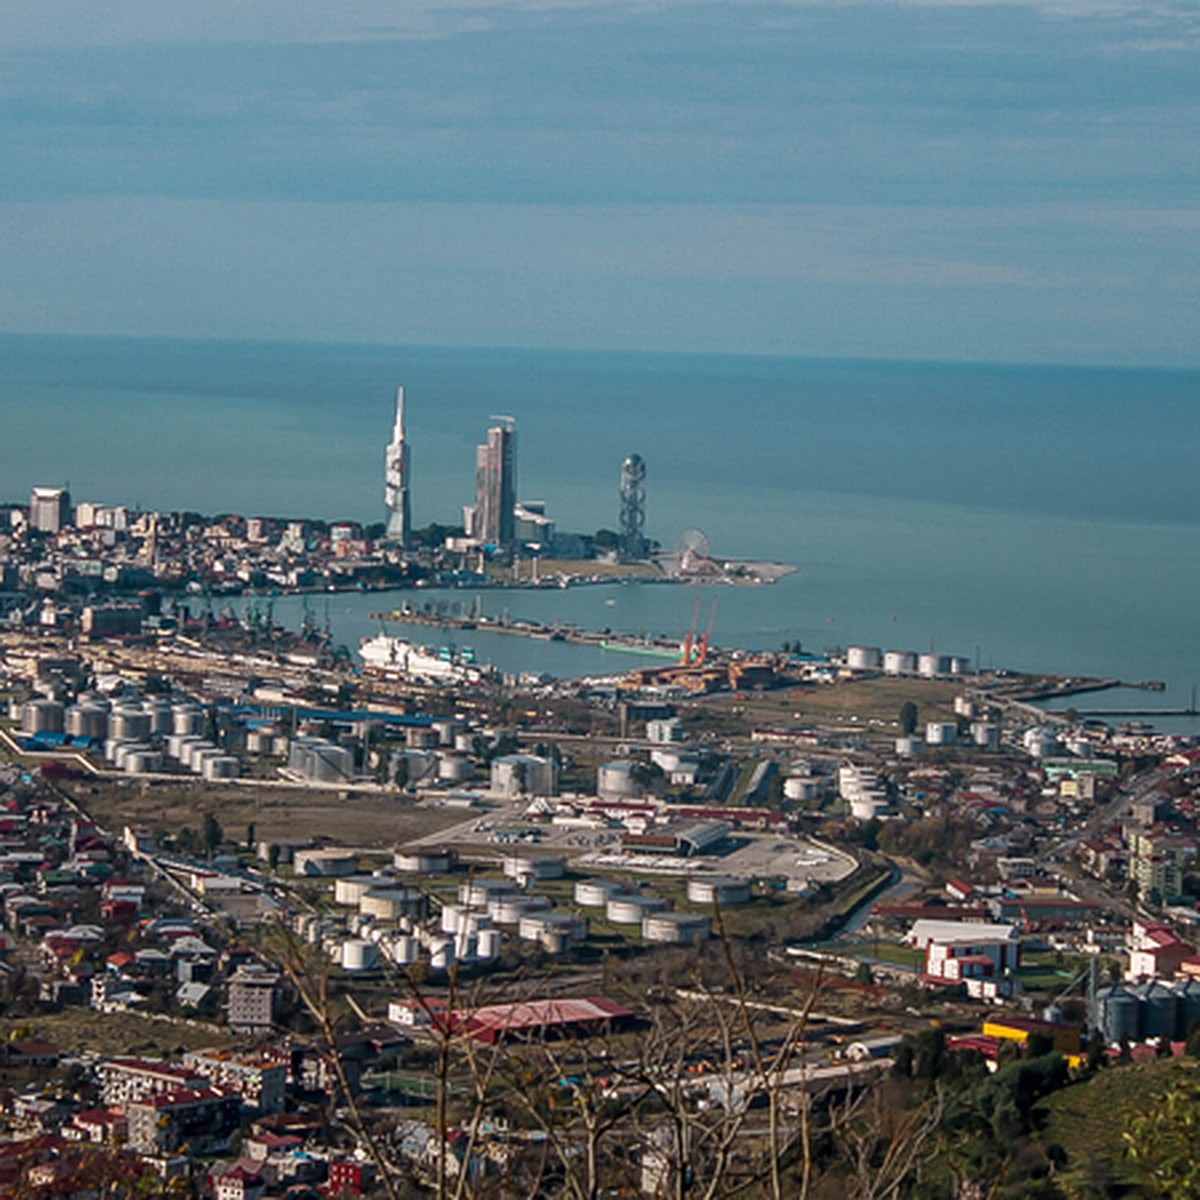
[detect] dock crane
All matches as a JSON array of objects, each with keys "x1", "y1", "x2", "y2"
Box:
[
  {"x1": 681, "y1": 596, "x2": 702, "y2": 665},
  {"x1": 694, "y1": 597, "x2": 718, "y2": 666},
  {"x1": 680, "y1": 596, "x2": 718, "y2": 665}
]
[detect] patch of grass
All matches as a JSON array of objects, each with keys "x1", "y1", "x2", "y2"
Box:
[
  {"x1": 1, "y1": 1007, "x2": 237, "y2": 1058},
  {"x1": 704, "y1": 676, "x2": 964, "y2": 732}
]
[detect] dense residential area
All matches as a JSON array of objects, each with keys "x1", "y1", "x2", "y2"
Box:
[{"x1": 3, "y1": 571, "x2": 1200, "y2": 1198}]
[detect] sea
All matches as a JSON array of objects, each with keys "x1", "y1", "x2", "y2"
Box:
[{"x1": 3, "y1": 333, "x2": 1199, "y2": 729}]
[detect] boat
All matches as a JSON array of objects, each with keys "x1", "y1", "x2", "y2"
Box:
[{"x1": 359, "y1": 633, "x2": 488, "y2": 684}]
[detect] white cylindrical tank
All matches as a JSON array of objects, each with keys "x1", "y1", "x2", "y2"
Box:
[
  {"x1": 925, "y1": 722, "x2": 957, "y2": 746},
  {"x1": 574, "y1": 879, "x2": 620, "y2": 907},
  {"x1": 247, "y1": 729, "x2": 278, "y2": 756},
  {"x1": 953, "y1": 695, "x2": 976, "y2": 718},
  {"x1": 183, "y1": 740, "x2": 216, "y2": 769},
  {"x1": 949, "y1": 656, "x2": 971, "y2": 675},
  {"x1": 846, "y1": 646, "x2": 882, "y2": 671},
  {"x1": 432, "y1": 718, "x2": 465, "y2": 746},
  {"x1": 22, "y1": 699, "x2": 65, "y2": 735},
  {"x1": 145, "y1": 700, "x2": 174, "y2": 735},
  {"x1": 441, "y1": 904, "x2": 466, "y2": 934},
  {"x1": 643, "y1": 912, "x2": 710, "y2": 944},
  {"x1": 110, "y1": 706, "x2": 151, "y2": 742},
  {"x1": 191, "y1": 747, "x2": 223, "y2": 775},
  {"x1": 335, "y1": 876, "x2": 379, "y2": 907},
  {"x1": 883, "y1": 650, "x2": 917, "y2": 676},
  {"x1": 458, "y1": 879, "x2": 515, "y2": 907},
  {"x1": 1024, "y1": 728, "x2": 1061, "y2": 759},
  {"x1": 361, "y1": 887, "x2": 426, "y2": 922},
  {"x1": 429, "y1": 939, "x2": 456, "y2": 972},
  {"x1": 849, "y1": 795, "x2": 884, "y2": 820},
  {"x1": 111, "y1": 741, "x2": 145, "y2": 768},
  {"x1": 894, "y1": 737, "x2": 924, "y2": 757},
  {"x1": 597, "y1": 761, "x2": 639, "y2": 799},
  {"x1": 202, "y1": 756, "x2": 240, "y2": 781},
  {"x1": 342, "y1": 939, "x2": 379, "y2": 972},
  {"x1": 389, "y1": 935, "x2": 420, "y2": 966},
  {"x1": 971, "y1": 723, "x2": 1001, "y2": 749},
  {"x1": 67, "y1": 704, "x2": 110, "y2": 740},
  {"x1": 606, "y1": 894, "x2": 667, "y2": 925},
  {"x1": 124, "y1": 749, "x2": 163, "y2": 774},
  {"x1": 395, "y1": 847, "x2": 455, "y2": 874},
  {"x1": 104, "y1": 738, "x2": 131, "y2": 763},
  {"x1": 917, "y1": 653, "x2": 951, "y2": 678},
  {"x1": 503, "y1": 854, "x2": 565, "y2": 883},
  {"x1": 490, "y1": 895, "x2": 551, "y2": 925},
  {"x1": 171, "y1": 704, "x2": 206, "y2": 736},
  {"x1": 454, "y1": 731, "x2": 474, "y2": 753},
  {"x1": 783, "y1": 776, "x2": 820, "y2": 801},
  {"x1": 477, "y1": 928, "x2": 503, "y2": 960},
  {"x1": 437, "y1": 754, "x2": 476, "y2": 783},
  {"x1": 686, "y1": 877, "x2": 750, "y2": 907}
]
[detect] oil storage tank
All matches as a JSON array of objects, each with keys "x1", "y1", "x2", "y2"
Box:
[
  {"x1": 686, "y1": 877, "x2": 751, "y2": 907},
  {"x1": 846, "y1": 646, "x2": 882, "y2": 671},
  {"x1": 883, "y1": 650, "x2": 917, "y2": 676},
  {"x1": 606, "y1": 894, "x2": 667, "y2": 925},
  {"x1": 643, "y1": 911, "x2": 710, "y2": 944},
  {"x1": 574, "y1": 879, "x2": 620, "y2": 907}
]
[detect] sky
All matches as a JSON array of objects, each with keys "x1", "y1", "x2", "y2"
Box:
[{"x1": 0, "y1": 0, "x2": 1196, "y2": 365}]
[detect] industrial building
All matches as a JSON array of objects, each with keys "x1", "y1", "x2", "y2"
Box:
[{"x1": 441, "y1": 996, "x2": 636, "y2": 1044}]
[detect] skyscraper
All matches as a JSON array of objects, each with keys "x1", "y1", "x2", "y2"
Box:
[
  {"x1": 466, "y1": 418, "x2": 516, "y2": 548},
  {"x1": 384, "y1": 387, "x2": 411, "y2": 546}
]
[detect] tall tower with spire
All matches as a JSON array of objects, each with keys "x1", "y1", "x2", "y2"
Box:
[{"x1": 384, "y1": 387, "x2": 412, "y2": 546}]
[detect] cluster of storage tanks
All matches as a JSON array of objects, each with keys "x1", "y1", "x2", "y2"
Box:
[
  {"x1": 1094, "y1": 980, "x2": 1200, "y2": 1044},
  {"x1": 18, "y1": 693, "x2": 240, "y2": 779},
  {"x1": 572, "y1": 874, "x2": 750, "y2": 944},
  {"x1": 894, "y1": 719, "x2": 1001, "y2": 757},
  {"x1": 845, "y1": 647, "x2": 972, "y2": 677},
  {"x1": 838, "y1": 765, "x2": 889, "y2": 820}
]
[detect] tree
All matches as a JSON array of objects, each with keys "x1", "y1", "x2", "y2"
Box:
[
  {"x1": 1124, "y1": 1079, "x2": 1200, "y2": 1196},
  {"x1": 202, "y1": 811, "x2": 223, "y2": 857},
  {"x1": 245, "y1": 821, "x2": 256, "y2": 852},
  {"x1": 899, "y1": 702, "x2": 919, "y2": 736}
]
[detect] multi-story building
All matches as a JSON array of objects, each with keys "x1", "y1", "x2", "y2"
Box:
[
  {"x1": 1129, "y1": 829, "x2": 1191, "y2": 903},
  {"x1": 227, "y1": 964, "x2": 280, "y2": 1033},
  {"x1": 183, "y1": 1048, "x2": 287, "y2": 1114},
  {"x1": 99, "y1": 1058, "x2": 207, "y2": 1108},
  {"x1": 29, "y1": 486, "x2": 71, "y2": 534},
  {"x1": 465, "y1": 420, "x2": 516, "y2": 548},
  {"x1": 126, "y1": 1087, "x2": 242, "y2": 1155}
]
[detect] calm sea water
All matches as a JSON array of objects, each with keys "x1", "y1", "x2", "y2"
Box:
[{"x1": 3, "y1": 333, "x2": 1199, "y2": 713}]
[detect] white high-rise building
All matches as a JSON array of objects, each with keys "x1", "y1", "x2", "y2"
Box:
[{"x1": 384, "y1": 387, "x2": 412, "y2": 546}]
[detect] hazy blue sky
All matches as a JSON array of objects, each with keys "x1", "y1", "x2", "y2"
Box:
[{"x1": 0, "y1": 1, "x2": 1196, "y2": 364}]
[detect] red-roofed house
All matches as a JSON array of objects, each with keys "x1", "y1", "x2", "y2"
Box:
[{"x1": 1128, "y1": 920, "x2": 1192, "y2": 980}]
